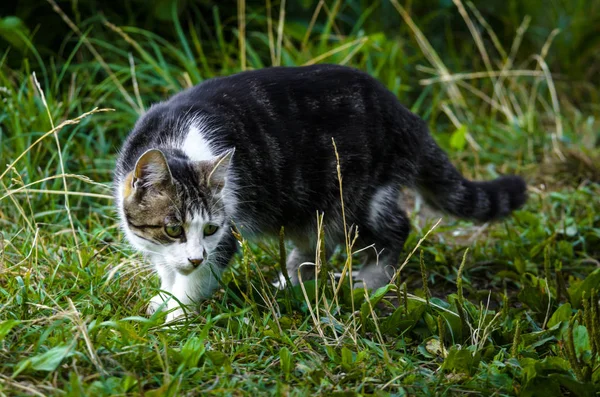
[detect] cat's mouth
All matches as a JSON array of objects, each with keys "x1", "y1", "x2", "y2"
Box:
[{"x1": 176, "y1": 265, "x2": 198, "y2": 276}]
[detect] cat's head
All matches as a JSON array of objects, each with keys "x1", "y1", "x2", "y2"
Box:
[{"x1": 118, "y1": 148, "x2": 235, "y2": 275}]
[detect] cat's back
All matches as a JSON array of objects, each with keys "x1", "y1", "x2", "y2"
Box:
[{"x1": 168, "y1": 64, "x2": 399, "y2": 117}]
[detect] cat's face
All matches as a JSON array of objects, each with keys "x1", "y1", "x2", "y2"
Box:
[{"x1": 118, "y1": 149, "x2": 234, "y2": 275}]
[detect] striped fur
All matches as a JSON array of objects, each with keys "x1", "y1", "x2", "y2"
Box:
[{"x1": 114, "y1": 64, "x2": 527, "y2": 320}]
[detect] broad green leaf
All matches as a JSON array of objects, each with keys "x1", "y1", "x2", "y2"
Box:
[
  {"x1": 0, "y1": 16, "x2": 30, "y2": 52},
  {"x1": 15, "y1": 345, "x2": 73, "y2": 376},
  {"x1": 569, "y1": 268, "x2": 600, "y2": 308},
  {"x1": 180, "y1": 336, "x2": 205, "y2": 368},
  {"x1": 520, "y1": 357, "x2": 578, "y2": 397},
  {"x1": 547, "y1": 303, "x2": 572, "y2": 328},
  {"x1": 518, "y1": 274, "x2": 549, "y2": 313},
  {"x1": 206, "y1": 351, "x2": 230, "y2": 369},
  {"x1": 30, "y1": 345, "x2": 73, "y2": 371},
  {"x1": 449, "y1": 125, "x2": 467, "y2": 151},
  {"x1": 521, "y1": 356, "x2": 570, "y2": 382},
  {"x1": 572, "y1": 325, "x2": 591, "y2": 360},
  {"x1": 0, "y1": 320, "x2": 20, "y2": 341},
  {"x1": 340, "y1": 347, "x2": 354, "y2": 372},
  {"x1": 279, "y1": 347, "x2": 292, "y2": 376},
  {"x1": 520, "y1": 377, "x2": 561, "y2": 397},
  {"x1": 291, "y1": 280, "x2": 317, "y2": 308},
  {"x1": 360, "y1": 283, "x2": 394, "y2": 328},
  {"x1": 548, "y1": 374, "x2": 594, "y2": 397},
  {"x1": 425, "y1": 338, "x2": 446, "y2": 357},
  {"x1": 441, "y1": 346, "x2": 481, "y2": 375},
  {"x1": 381, "y1": 305, "x2": 405, "y2": 334}
]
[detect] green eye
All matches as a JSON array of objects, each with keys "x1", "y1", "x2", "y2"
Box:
[
  {"x1": 203, "y1": 224, "x2": 219, "y2": 236},
  {"x1": 165, "y1": 224, "x2": 183, "y2": 238}
]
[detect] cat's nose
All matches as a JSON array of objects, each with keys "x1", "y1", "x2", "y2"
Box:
[{"x1": 188, "y1": 257, "x2": 204, "y2": 267}]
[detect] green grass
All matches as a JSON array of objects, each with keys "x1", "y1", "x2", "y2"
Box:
[{"x1": 1, "y1": 1, "x2": 600, "y2": 395}]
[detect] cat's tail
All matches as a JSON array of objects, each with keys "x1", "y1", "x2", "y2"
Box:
[{"x1": 415, "y1": 133, "x2": 527, "y2": 222}]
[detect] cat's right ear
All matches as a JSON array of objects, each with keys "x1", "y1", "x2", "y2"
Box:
[
  {"x1": 131, "y1": 149, "x2": 173, "y2": 191},
  {"x1": 206, "y1": 148, "x2": 235, "y2": 193}
]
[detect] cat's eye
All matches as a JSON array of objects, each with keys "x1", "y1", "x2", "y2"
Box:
[
  {"x1": 165, "y1": 224, "x2": 183, "y2": 238},
  {"x1": 203, "y1": 224, "x2": 219, "y2": 236}
]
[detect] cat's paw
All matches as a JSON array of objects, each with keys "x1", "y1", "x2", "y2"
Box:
[
  {"x1": 353, "y1": 264, "x2": 394, "y2": 291},
  {"x1": 165, "y1": 307, "x2": 185, "y2": 323},
  {"x1": 273, "y1": 272, "x2": 288, "y2": 289},
  {"x1": 147, "y1": 294, "x2": 168, "y2": 315}
]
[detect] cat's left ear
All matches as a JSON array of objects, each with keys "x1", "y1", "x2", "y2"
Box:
[
  {"x1": 207, "y1": 148, "x2": 235, "y2": 193},
  {"x1": 132, "y1": 149, "x2": 173, "y2": 190}
]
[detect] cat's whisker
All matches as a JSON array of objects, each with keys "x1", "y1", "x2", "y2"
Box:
[{"x1": 122, "y1": 266, "x2": 154, "y2": 275}]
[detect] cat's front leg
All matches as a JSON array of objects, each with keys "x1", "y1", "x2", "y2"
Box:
[
  {"x1": 164, "y1": 263, "x2": 227, "y2": 322},
  {"x1": 162, "y1": 232, "x2": 237, "y2": 322},
  {"x1": 147, "y1": 265, "x2": 176, "y2": 315}
]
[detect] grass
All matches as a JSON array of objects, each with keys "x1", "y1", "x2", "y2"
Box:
[{"x1": 1, "y1": 0, "x2": 600, "y2": 395}]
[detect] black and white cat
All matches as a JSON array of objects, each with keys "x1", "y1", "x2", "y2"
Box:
[{"x1": 114, "y1": 64, "x2": 527, "y2": 321}]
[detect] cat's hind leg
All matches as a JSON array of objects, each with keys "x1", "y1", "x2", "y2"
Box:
[
  {"x1": 285, "y1": 245, "x2": 316, "y2": 286},
  {"x1": 354, "y1": 186, "x2": 410, "y2": 290}
]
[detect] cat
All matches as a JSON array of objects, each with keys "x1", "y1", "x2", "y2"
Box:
[{"x1": 114, "y1": 64, "x2": 527, "y2": 321}]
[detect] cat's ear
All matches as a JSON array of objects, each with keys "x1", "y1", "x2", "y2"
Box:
[
  {"x1": 207, "y1": 148, "x2": 235, "y2": 193},
  {"x1": 132, "y1": 149, "x2": 173, "y2": 189}
]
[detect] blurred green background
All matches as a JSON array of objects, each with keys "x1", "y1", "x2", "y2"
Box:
[{"x1": 2, "y1": 0, "x2": 599, "y2": 106}]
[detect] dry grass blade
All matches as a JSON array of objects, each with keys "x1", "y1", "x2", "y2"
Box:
[
  {"x1": 32, "y1": 73, "x2": 82, "y2": 268},
  {"x1": 298, "y1": 264, "x2": 326, "y2": 340},
  {"x1": 452, "y1": 0, "x2": 514, "y2": 123},
  {"x1": 329, "y1": 138, "x2": 360, "y2": 344},
  {"x1": 275, "y1": 0, "x2": 286, "y2": 66},
  {"x1": 391, "y1": 218, "x2": 442, "y2": 284},
  {"x1": 128, "y1": 52, "x2": 145, "y2": 112},
  {"x1": 11, "y1": 227, "x2": 39, "y2": 269},
  {"x1": 330, "y1": 139, "x2": 351, "y2": 290},
  {"x1": 321, "y1": 0, "x2": 343, "y2": 40},
  {"x1": 303, "y1": 37, "x2": 368, "y2": 66},
  {"x1": 237, "y1": 0, "x2": 246, "y2": 71},
  {"x1": 0, "y1": 179, "x2": 34, "y2": 232},
  {"x1": 0, "y1": 108, "x2": 113, "y2": 181},
  {"x1": 0, "y1": 232, "x2": 4, "y2": 272},
  {"x1": 361, "y1": 285, "x2": 391, "y2": 363},
  {"x1": 419, "y1": 70, "x2": 546, "y2": 85},
  {"x1": 67, "y1": 298, "x2": 105, "y2": 375},
  {"x1": 466, "y1": 1, "x2": 507, "y2": 59},
  {"x1": 453, "y1": 0, "x2": 493, "y2": 75},
  {"x1": 532, "y1": 54, "x2": 563, "y2": 139},
  {"x1": 265, "y1": 0, "x2": 276, "y2": 65},
  {"x1": 302, "y1": 0, "x2": 325, "y2": 50},
  {"x1": 0, "y1": 374, "x2": 47, "y2": 397},
  {"x1": 340, "y1": 38, "x2": 369, "y2": 65},
  {"x1": 4, "y1": 189, "x2": 113, "y2": 200},
  {"x1": 1, "y1": 174, "x2": 110, "y2": 202},
  {"x1": 390, "y1": 0, "x2": 465, "y2": 108}
]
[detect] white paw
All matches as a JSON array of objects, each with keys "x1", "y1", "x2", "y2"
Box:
[
  {"x1": 147, "y1": 294, "x2": 168, "y2": 315},
  {"x1": 353, "y1": 264, "x2": 395, "y2": 291},
  {"x1": 165, "y1": 307, "x2": 186, "y2": 323},
  {"x1": 273, "y1": 272, "x2": 288, "y2": 290}
]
